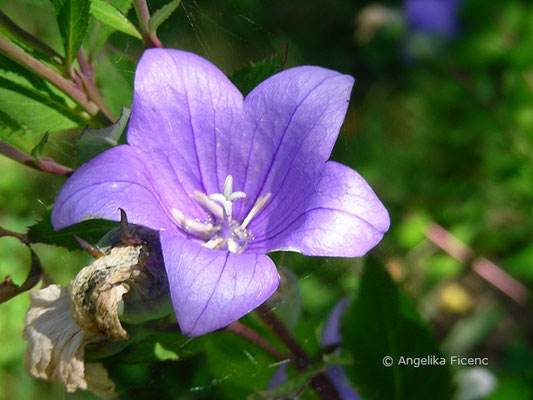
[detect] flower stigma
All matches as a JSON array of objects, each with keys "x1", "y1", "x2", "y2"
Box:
[{"x1": 171, "y1": 175, "x2": 271, "y2": 253}]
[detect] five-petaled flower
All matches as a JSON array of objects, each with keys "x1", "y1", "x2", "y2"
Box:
[{"x1": 51, "y1": 49, "x2": 390, "y2": 336}]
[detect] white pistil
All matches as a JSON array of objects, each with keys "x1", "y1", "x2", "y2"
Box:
[
  {"x1": 171, "y1": 175, "x2": 271, "y2": 253},
  {"x1": 207, "y1": 175, "x2": 246, "y2": 219}
]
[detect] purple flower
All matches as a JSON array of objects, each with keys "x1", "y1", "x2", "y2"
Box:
[
  {"x1": 321, "y1": 298, "x2": 361, "y2": 400},
  {"x1": 267, "y1": 298, "x2": 361, "y2": 399},
  {"x1": 51, "y1": 49, "x2": 390, "y2": 336},
  {"x1": 405, "y1": 0, "x2": 463, "y2": 37}
]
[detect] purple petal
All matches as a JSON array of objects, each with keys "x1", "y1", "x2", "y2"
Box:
[
  {"x1": 326, "y1": 366, "x2": 362, "y2": 400},
  {"x1": 160, "y1": 230, "x2": 280, "y2": 336},
  {"x1": 127, "y1": 49, "x2": 244, "y2": 220},
  {"x1": 52, "y1": 145, "x2": 174, "y2": 231},
  {"x1": 233, "y1": 66, "x2": 354, "y2": 224},
  {"x1": 248, "y1": 161, "x2": 389, "y2": 256},
  {"x1": 322, "y1": 297, "x2": 350, "y2": 348},
  {"x1": 267, "y1": 363, "x2": 288, "y2": 391}
]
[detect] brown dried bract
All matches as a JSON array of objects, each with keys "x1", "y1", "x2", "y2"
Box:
[{"x1": 69, "y1": 245, "x2": 147, "y2": 341}]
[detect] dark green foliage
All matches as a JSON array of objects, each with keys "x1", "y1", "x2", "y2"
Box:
[
  {"x1": 27, "y1": 209, "x2": 117, "y2": 250},
  {"x1": 229, "y1": 52, "x2": 285, "y2": 96},
  {"x1": 342, "y1": 261, "x2": 453, "y2": 400},
  {"x1": 204, "y1": 331, "x2": 276, "y2": 399}
]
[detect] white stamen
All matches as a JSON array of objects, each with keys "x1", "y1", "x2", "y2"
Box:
[
  {"x1": 202, "y1": 237, "x2": 225, "y2": 249},
  {"x1": 241, "y1": 193, "x2": 271, "y2": 230},
  {"x1": 172, "y1": 175, "x2": 270, "y2": 253},
  {"x1": 227, "y1": 239, "x2": 240, "y2": 253},
  {"x1": 171, "y1": 208, "x2": 219, "y2": 237},
  {"x1": 193, "y1": 191, "x2": 223, "y2": 220}
]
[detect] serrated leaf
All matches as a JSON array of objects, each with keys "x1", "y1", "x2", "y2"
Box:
[
  {"x1": 341, "y1": 261, "x2": 453, "y2": 400},
  {"x1": 27, "y1": 209, "x2": 118, "y2": 250},
  {"x1": 0, "y1": 230, "x2": 42, "y2": 304},
  {"x1": 229, "y1": 53, "x2": 286, "y2": 96},
  {"x1": 90, "y1": 0, "x2": 142, "y2": 40},
  {"x1": 148, "y1": 0, "x2": 181, "y2": 34},
  {"x1": 53, "y1": 0, "x2": 91, "y2": 68},
  {"x1": 0, "y1": 54, "x2": 86, "y2": 138},
  {"x1": 85, "y1": 0, "x2": 134, "y2": 59},
  {"x1": 77, "y1": 107, "x2": 130, "y2": 163}
]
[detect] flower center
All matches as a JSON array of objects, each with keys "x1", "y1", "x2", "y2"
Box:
[{"x1": 171, "y1": 175, "x2": 270, "y2": 253}]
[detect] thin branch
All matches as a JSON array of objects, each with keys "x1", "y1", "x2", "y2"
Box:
[
  {"x1": 257, "y1": 304, "x2": 342, "y2": 400},
  {"x1": 0, "y1": 11, "x2": 63, "y2": 62},
  {"x1": 0, "y1": 139, "x2": 73, "y2": 177},
  {"x1": 133, "y1": 0, "x2": 163, "y2": 48},
  {"x1": 76, "y1": 50, "x2": 116, "y2": 123},
  {"x1": 0, "y1": 36, "x2": 100, "y2": 119},
  {"x1": 226, "y1": 321, "x2": 288, "y2": 361},
  {"x1": 0, "y1": 226, "x2": 28, "y2": 244},
  {"x1": 426, "y1": 223, "x2": 530, "y2": 305}
]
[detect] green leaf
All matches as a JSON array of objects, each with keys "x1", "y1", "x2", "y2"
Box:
[
  {"x1": 205, "y1": 331, "x2": 276, "y2": 398},
  {"x1": 115, "y1": 331, "x2": 205, "y2": 363},
  {"x1": 148, "y1": 0, "x2": 181, "y2": 34},
  {"x1": 30, "y1": 132, "x2": 49, "y2": 159},
  {"x1": 27, "y1": 209, "x2": 118, "y2": 250},
  {"x1": 253, "y1": 364, "x2": 324, "y2": 400},
  {"x1": 90, "y1": 0, "x2": 142, "y2": 40},
  {"x1": 0, "y1": 230, "x2": 42, "y2": 303},
  {"x1": 53, "y1": 0, "x2": 91, "y2": 67},
  {"x1": 0, "y1": 54, "x2": 86, "y2": 138},
  {"x1": 94, "y1": 51, "x2": 134, "y2": 115},
  {"x1": 153, "y1": 342, "x2": 179, "y2": 361},
  {"x1": 229, "y1": 52, "x2": 286, "y2": 96},
  {"x1": 76, "y1": 107, "x2": 130, "y2": 163},
  {"x1": 341, "y1": 261, "x2": 453, "y2": 400},
  {"x1": 85, "y1": 0, "x2": 134, "y2": 58}
]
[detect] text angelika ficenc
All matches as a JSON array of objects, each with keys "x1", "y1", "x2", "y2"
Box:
[{"x1": 396, "y1": 355, "x2": 488, "y2": 368}]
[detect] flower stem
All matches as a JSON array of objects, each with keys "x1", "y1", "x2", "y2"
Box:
[
  {"x1": 133, "y1": 0, "x2": 163, "y2": 48},
  {"x1": 0, "y1": 140, "x2": 73, "y2": 177},
  {"x1": 0, "y1": 11, "x2": 63, "y2": 63},
  {"x1": 76, "y1": 50, "x2": 116, "y2": 123},
  {"x1": 256, "y1": 304, "x2": 342, "y2": 400},
  {"x1": 226, "y1": 321, "x2": 287, "y2": 361},
  {"x1": 0, "y1": 36, "x2": 111, "y2": 126}
]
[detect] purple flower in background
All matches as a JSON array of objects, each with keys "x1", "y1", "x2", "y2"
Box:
[
  {"x1": 268, "y1": 298, "x2": 360, "y2": 399},
  {"x1": 51, "y1": 49, "x2": 389, "y2": 336},
  {"x1": 405, "y1": 0, "x2": 463, "y2": 37},
  {"x1": 321, "y1": 298, "x2": 361, "y2": 400}
]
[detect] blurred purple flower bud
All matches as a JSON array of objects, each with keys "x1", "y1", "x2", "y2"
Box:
[
  {"x1": 52, "y1": 49, "x2": 389, "y2": 336},
  {"x1": 405, "y1": 0, "x2": 463, "y2": 37}
]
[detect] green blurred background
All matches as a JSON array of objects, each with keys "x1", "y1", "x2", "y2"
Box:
[{"x1": 1, "y1": 0, "x2": 533, "y2": 398}]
